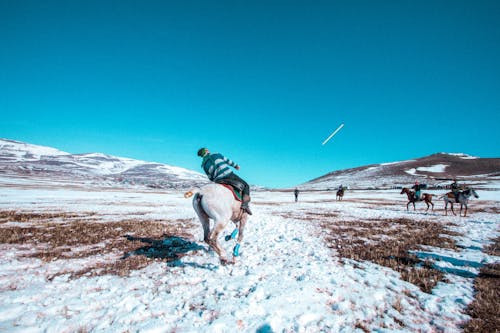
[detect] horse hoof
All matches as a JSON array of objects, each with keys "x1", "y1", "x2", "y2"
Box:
[{"x1": 221, "y1": 258, "x2": 235, "y2": 265}]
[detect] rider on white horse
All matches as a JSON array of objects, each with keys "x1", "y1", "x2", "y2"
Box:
[
  {"x1": 197, "y1": 148, "x2": 252, "y2": 215},
  {"x1": 450, "y1": 178, "x2": 461, "y2": 203}
]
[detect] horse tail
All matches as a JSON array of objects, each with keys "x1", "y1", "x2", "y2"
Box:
[
  {"x1": 184, "y1": 187, "x2": 201, "y2": 199},
  {"x1": 193, "y1": 192, "x2": 203, "y2": 205},
  {"x1": 191, "y1": 192, "x2": 208, "y2": 218}
]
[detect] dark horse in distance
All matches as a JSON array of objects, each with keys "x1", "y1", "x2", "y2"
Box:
[{"x1": 336, "y1": 187, "x2": 345, "y2": 201}]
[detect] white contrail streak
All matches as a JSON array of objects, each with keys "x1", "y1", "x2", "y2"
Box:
[{"x1": 322, "y1": 123, "x2": 345, "y2": 145}]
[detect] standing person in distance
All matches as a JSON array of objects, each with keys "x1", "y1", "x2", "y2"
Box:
[{"x1": 294, "y1": 188, "x2": 300, "y2": 202}]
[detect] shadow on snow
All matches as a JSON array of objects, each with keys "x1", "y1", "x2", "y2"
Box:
[
  {"x1": 414, "y1": 251, "x2": 484, "y2": 278},
  {"x1": 123, "y1": 235, "x2": 205, "y2": 259}
]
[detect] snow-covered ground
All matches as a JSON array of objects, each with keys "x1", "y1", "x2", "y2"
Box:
[
  {"x1": 406, "y1": 164, "x2": 449, "y2": 175},
  {"x1": 0, "y1": 186, "x2": 498, "y2": 332}
]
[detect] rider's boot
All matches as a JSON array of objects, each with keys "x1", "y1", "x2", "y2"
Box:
[{"x1": 241, "y1": 194, "x2": 252, "y2": 215}]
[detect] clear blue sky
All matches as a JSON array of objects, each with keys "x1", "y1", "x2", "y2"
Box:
[{"x1": 1, "y1": 0, "x2": 499, "y2": 188}]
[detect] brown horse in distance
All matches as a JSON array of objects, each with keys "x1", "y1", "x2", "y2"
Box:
[{"x1": 400, "y1": 187, "x2": 434, "y2": 211}]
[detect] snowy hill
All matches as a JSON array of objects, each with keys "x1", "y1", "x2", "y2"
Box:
[
  {"x1": 2, "y1": 139, "x2": 499, "y2": 191},
  {"x1": 301, "y1": 153, "x2": 500, "y2": 190},
  {"x1": 0, "y1": 139, "x2": 208, "y2": 189}
]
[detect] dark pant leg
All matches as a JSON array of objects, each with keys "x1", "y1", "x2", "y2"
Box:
[{"x1": 222, "y1": 173, "x2": 250, "y2": 196}]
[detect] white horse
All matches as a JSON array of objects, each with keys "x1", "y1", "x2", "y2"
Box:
[
  {"x1": 185, "y1": 184, "x2": 249, "y2": 264},
  {"x1": 442, "y1": 188, "x2": 479, "y2": 217}
]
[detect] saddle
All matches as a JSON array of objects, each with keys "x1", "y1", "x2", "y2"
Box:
[
  {"x1": 451, "y1": 190, "x2": 462, "y2": 203},
  {"x1": 215, "y1": 179, "x2": 243, "y2": 201}
]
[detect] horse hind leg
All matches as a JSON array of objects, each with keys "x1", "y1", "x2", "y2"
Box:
[
  {"x1": 200, "y1": 214, "x2": 210, "y2": 243},
  {"x1": 209, "y1": 219, "x2": 232, "y2": 264},
  {"x1": 444, "y1": 200, "x2": 455, "y2": 216}
]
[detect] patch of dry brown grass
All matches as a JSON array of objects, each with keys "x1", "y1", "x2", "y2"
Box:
[
  {"x1": 354, "y1": 321, "x2": 370, "y2": 333},
  {"x1": 253, "y1": 201, "x2": 286, "y2": 206},
  {"x1": 50, "y1": 255, "x2": 158, "y2": 281},
  {"x1": 463, "y1": 236, "x2": 500, "y2": 333},
  {"x1": 483, "y1": 237, "x2": 500, "y2": 257},
  {"x1": 463, "y1": 263, "x2": 500, "y2": 333},
  {"x1": 466, "y1": 202, "x2": 500, "y2": 215},
  {"x1": 0, "y1": 210, "x2": 93, "y2": 223},
  {"x1": 277, "y1": 211, "x2": 340, "y2": 221},
  {"x1": 321, "y1": 218, "x2": 458, "y2": 293},
  {"x1": 0, "y1": 218, "x2": 191, "y2": 247},
  {"x1": 0, "y1": 210, "x2": 199, "y2": 278},
  {"x1": 348, "y1": 199, "x2": 396, "y2": 207}
]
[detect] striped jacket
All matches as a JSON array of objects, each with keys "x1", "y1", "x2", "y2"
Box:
[{"x1": 201, "y1": 153, "x2": 239, "y2": 181}]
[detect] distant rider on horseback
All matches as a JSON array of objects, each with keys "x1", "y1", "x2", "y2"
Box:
[
  {"x1": 450, "y1": 178, "x2": 461, "y2": 203},
  {"x1": 412, "y1": 181, "x2": 422, "y2": 201},
  {"x1": 197, "y1": 148, "x2": 252, "y2": 215}
]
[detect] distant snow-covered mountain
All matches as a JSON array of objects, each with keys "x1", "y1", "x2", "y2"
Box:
[
  {"x1": 2, "y1": 139, "x2": 499, "y2": 190},
  {"x1": 301, "y1": 153, "x2": 500, "y2": 190},
  {"x1": 0, "y1": 139, "x2": 208, "y2": 189}
]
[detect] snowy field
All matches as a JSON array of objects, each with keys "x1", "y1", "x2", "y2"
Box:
[{"x1": 0, "y1": 185, "x2": 499, "y2": 332}]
